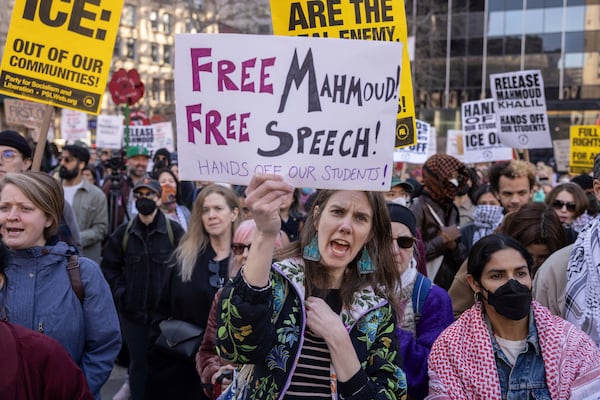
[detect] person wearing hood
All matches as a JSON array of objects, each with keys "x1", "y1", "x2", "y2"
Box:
[
  {"x1": 409, "y1": 154, "x2": 470, "y2": 290},
  {"x1": 0, "y1": 172, "x2": 121, "y2": 399}
]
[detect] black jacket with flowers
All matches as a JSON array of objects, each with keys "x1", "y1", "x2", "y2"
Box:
[{"x1": 216, "y1": 257, "x2": 407, "y2": 400}]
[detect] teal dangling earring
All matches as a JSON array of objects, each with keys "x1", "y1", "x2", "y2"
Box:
[
  {"x1": 357, "y1": 247, "x2": 374, "y2": 274},
  {"x1": 303, "y1": 234, "x2": 321, "y2": 262}
]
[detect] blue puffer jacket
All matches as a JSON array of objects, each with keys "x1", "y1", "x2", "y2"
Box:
[{"x1": 0, "y1": 241, "x2": 122, "y2": 399}]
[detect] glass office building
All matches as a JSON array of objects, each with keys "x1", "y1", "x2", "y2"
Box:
[{"x1": 406, "y1": 0, "x2": 600, "y2": 165}]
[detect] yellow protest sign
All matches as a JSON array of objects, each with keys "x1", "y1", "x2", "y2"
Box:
[
  {"x1": 270, "y1": 0, "x2": 416, "y2": 148},
  {"x1": 569, "y1": 125, "x2": 600, "y2": 174},
  {"x1": 0, "y1": 0, "x2": 123, "y2": 114}
]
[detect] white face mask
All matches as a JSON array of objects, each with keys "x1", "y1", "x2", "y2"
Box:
[{"x1": 392, "y1": 196, "x2": 411, "y2": 207}]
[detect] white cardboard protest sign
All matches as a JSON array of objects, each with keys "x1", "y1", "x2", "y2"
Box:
[
  {"x1": 460, "y1": 99, "x2": 513, "y2": 163},
  {"x1": 95, "y1": 115, "x2": 123, "y2": 149},
  {"x1": 490, "y1": 70, "x2": 552, "y2": 149},
  {"x1": 61, "y1": 109, "x2": 89, "y2": 143},
  {"x1": 394, "y1": 119, "x2": 430, "y2": 164},
  {"x1": 446, "y1": 130, "x2": 464, "y2": 162},
  {"x1": 174, "y1": 33, "x2": 402, "y2": 190}
]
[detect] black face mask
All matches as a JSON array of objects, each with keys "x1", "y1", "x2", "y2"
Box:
[
  {"x1": 482, "y1": 279, "x2": 532, "y2": 320},
  {"x1": 136, "y1": 198, "x2": 157, "y2": 216},
  {"x1": 59, "y1": 165, "x2": 79, "y2": 180},
  {"x1": 456, "y1": 184, "x2": 470, "y2": 196}
]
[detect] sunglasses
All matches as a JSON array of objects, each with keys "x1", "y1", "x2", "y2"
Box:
[
  {"x1": 231, "y1": 242, "x2": 251, "y2": 255},
  {"x1": 208, "y1": 260, "x2": 224, "y2": 289},
  {"x1": 393, "y1": 236, "x2": 415, "y2": 249},
  {"x1": 552, "y1": 200, "x2": 576, "y2": 212}
]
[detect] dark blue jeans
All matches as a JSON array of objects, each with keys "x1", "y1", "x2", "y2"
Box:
[{"x1": 119, "y1": 316, "x2": 150, "y2": 400}]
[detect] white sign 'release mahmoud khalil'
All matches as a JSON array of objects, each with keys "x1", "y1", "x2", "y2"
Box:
[
  {"x1": 174, "y1": 33, "x2": 402, "y2": 191},
  {"x1": 490, "y1": 70, "x2": 552, "y2": 149},
  {"x1": 460, "y1": 99, "x2": 513, "y2": 163},
  {"x1": 393, "y1": 119, "x2": 430, "y2": 164}
]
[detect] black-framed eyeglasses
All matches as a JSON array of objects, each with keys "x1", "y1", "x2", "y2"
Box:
[
  {"x1": 0, "y1": 149, "x2": 20, "y2": 162},
  {"x1": 208, "y1": 260, "x2": 224, "y2": 289},
  {"x1": 552, "y1": 200, "x2": 576, "y2": 212},
  {"x1": 393, "y1": 236, "x2": 415, "y2": 249},
  {"x1": 231, "y1": 242, "x2": 251, "y2": 255}
]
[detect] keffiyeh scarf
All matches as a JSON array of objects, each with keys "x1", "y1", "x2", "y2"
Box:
[
  {"x1": 427, "y1": 301, "x2": 600, "y2": 399},
  {"x1": 565, "y1": 216, "x2": 600, "y2": 346},
  {"x1": 472, "y1": 205, "x2": 504, "y2": 244}
]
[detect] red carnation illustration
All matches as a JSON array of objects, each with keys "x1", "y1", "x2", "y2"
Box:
[{"x1": 108, "y1": 68, "x2": 145, "y2": 106}]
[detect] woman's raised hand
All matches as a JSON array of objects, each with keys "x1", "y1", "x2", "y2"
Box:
[{"x1": 245, "y1": 174, "x2": 294, "y2": 237}]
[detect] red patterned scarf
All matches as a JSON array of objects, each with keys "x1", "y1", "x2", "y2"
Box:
[{"x1": 427, "y1": 301, "x2": 600, "y2": 399}]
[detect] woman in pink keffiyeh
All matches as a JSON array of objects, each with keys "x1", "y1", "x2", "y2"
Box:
[{"x1": 427, "y1": 234, "x2": 600, "y2": 400}]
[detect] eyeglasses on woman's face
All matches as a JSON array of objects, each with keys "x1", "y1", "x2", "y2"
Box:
[
  {"x1": 231, "y1": 242, "x2": 251, "y2": 255},
  {"x1": 0, "y1": 149, "x2": 20, "y2": 162},
  {"x1": 551, "y1": 200, "x2": 576, "y2": 212},
  {"x1": 392, "y1": 236, "x2": 415, "y2": 249}
]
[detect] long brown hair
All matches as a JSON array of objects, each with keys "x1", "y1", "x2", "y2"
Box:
[{"x1": 276, "y1": 189, "x2": 400, "y2": 309}]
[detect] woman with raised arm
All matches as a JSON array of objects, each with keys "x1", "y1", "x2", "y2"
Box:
[{"x1": 215, "y1": 174, "x2": 406, "y2": 400}]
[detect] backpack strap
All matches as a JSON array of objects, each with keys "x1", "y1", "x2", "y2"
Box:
[
  {"x1": 121, "y1": 218, "x2": 136, "y2": 253},
  {"x1": 66, "y1": 253, "x2": 84, "y2": 304},
  {"x1": 412, "y1": 272, "x2": 432, "y2": 316},
  {"x1": 122, "y1": 215, "x2": 174, "y2": 253}
]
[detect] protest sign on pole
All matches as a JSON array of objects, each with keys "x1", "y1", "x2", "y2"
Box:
[
  {"x1": 175, "y1": 33, "x2": 402, "y2": 190},
  {"x1": 394, "y1": 119, "x2": 430, "y2": 164},
  {"x1": 95, "y1": 115, "x2": 123, "y2": 149},
  {"x1": 0, "y1": 0, "x2": 124, "y2": 114},
  {"x1": 490, "y1": 70, "x2": 552, "y2": 149},
  {"x1": 61, "y1": 109, "x2": 89, "y2": 143},
  {"x1": 460, "y1": 99, "x2": 513, "y2": 163},
  {"x1": 569, "y1": 125, "x2": 600, "y2": 174},
  {"x1": 152, "y1": 122, "x2": 175, "y2": 152},
  {"x1": 270, "y1": 0, "x2": 416, "y2": 149}
]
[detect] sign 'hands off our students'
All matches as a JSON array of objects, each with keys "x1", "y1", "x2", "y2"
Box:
[{"x1": 174, "y1": 34, "x2": 402, "y2": 191}]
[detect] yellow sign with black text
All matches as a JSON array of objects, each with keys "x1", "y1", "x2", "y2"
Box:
[
  {"x1": 270, "y1": 0, "x2": 416, "y2": 148},
  {"x1": 0, "y1": 0, "x2": 124, "y2": 114},
  {"x1": 569, "y1": 125, "x2": 600, "y2": 174}
]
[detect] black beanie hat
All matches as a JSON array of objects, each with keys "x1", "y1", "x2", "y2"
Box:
[
  {"x1": 387, "y1": 203, "x2": 417, "y2": 237},
  {"x1": 0, "y1": 130, "x2": 32, "y2": 158}
]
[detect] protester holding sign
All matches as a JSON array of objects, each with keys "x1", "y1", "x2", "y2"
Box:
[{"x1": 216, "y1": 173, "x2": 407, "y2": 399}]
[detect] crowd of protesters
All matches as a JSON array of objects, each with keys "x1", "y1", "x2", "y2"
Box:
[{"x1": 1, "y1": 127, "x2": 600, "y2": 400}]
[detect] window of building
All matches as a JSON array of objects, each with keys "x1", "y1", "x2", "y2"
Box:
[
  {"x1": 523, "y1": 9, "x2": 543, "y2": 34},
  {"x1": 565, "y1": 6, "x2": 585, "y2": 32},
  {"x1": 565, "y1": 31, "x2": 584, "y2": 52},
  {"x1": 543, "y1": 7, "x2": 562, "y2": 33},
  {"x1": 504, "y1": 10, "x2": 524, "y2": 35},
  {"x1": 164, "y1": 79, "x2": 174, "y2": 102},
  {"x1": 564, "y1": 52, "x2": 584, "y2": 68},
  {"x1": 152, "y1": 79, "x2": 161, "y2": 101},
  {"x1": 121, "y1": 4, "x2": 136, "y2": 27},
  {"x1": 150, "y1": 10, "x2": 159, "y2": 31},
  {"x1": 151, "y1": 43, "x2": 159, "y2": 63},
  {"x1": 113, "y1": 36, "x2": 121, "y2": 57},
  {"x1": 126, "y1": 38, "x2": 136, "y2": 59},
  {"x1": 163, "y1": 45, "x2": 172, "y2": 65},
  {"x1": 162, "y1": 13, "x2": 173, "y2": 34}
]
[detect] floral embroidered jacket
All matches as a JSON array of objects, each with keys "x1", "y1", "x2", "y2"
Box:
[{"x1": 216, "y1": 257, "x2": 407, "y2": 400}]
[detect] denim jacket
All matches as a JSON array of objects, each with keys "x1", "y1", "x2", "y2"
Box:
[{"x1": 488, "y1": 311, "x2": 551, "y2": 400}]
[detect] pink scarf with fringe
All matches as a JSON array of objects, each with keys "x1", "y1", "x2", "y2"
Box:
[{"x1": 427, "y1": 301, "x2": 600, "y2": 399}]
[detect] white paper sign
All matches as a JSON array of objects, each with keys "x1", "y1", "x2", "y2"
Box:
[
  {"x1": 394, "y1": 119, "x2": 430, "y2": 164},
  {"x1": 446, "y1": 130, "x2": 464, "y2": 162},
  {"x1": 152, "y1": 122, "x2": 175, "y2": 152},
  {"x1": 95, "y1": 115, "x2": 123, "y2": 149},
  {"x1": 61, "y1": 109, "x2": 89, "y2": 143},
  {"x1": 460, "y1": 99, "x2": 514, "y2": 163},
  {"x1": 174, "y1": 33, "x2": 402, "y2": 190},
  {"x1": 490, "y1": 70, "x2": 552, "y2": 149}
]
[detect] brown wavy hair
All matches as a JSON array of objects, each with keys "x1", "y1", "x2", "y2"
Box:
[{"x1": 276, "y1": 189, "x2": 400, "y2": 309}]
